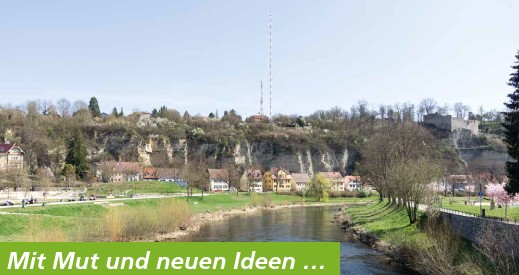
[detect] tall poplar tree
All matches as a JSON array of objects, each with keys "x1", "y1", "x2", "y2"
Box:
[
  {"x1": 503, "y1": 50, "x2": 519, "y2": 194},
  {"x1": 88, "y1": 97, "x2": 101, "y2": 117},
  {"x1": 65, "y1": 129, "x2": 89, "y2": 179}
]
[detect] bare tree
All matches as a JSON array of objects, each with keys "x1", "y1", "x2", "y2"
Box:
[
  {"x1": 38, "y1": 99, "x2": 53, "y2": 115},
  {"x1": 389, "y1": 158, "x2": 442, "y2": 223},
  {"x1": 223, "y1": 162, "x2": 240, "y2": 195},
  {"x1": 437, "y1": 103, "x2": 451, "y2": 116},
  {"x1": 36, "y1": 167, "x2": 53, "y2": 204},
  {"x1": 72, "y1": 100, "x2": 88, "y2": 114},
  {"x1": 419, "y1": 98, "x2": 438, "y2": 115},
  {"x1": 453, "y1": 102, "x2": 471, "y2": 119},
  {"x1": 56, "y1": 98, "x2": 71, "y2": 117}
]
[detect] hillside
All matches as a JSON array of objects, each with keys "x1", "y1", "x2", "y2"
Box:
[{"x1": 0, "y1": 106, "x2": 505, "y2": 181}]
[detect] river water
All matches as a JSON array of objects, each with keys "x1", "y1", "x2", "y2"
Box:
[{"x1": 178, "y1": 205, "x2": 411, "y2": 274}]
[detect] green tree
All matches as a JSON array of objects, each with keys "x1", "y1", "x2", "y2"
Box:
[
  {"x1": 112, "y1": 107, "x2": 118, "y2": 117},
  {"x1": 88, "y1": 97, "x2": 101, "y2": 117},
  {"x1": 308, "y1": 174, "x2": 331, "y2": 202},
  {"x1": 503, "y1": 50, "x2": 519, "y2": 194},
  {"x1": 65, "y1": 129, "x2": 89, "y2": 179}
]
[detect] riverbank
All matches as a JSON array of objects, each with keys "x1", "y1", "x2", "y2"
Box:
[
  {"x1": 0, "y1": 193, "x2": 376, "y2": 242},
  {"x1": 337, "y1": 200, "x2": 489, "y2": 275},
  {"x1": 158, "y1": 200, "x2": 351, "y2": 241}
]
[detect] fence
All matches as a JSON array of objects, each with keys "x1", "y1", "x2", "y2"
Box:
[{"x1": 436, "y1": 207, "x2": 519, "y2": 225}]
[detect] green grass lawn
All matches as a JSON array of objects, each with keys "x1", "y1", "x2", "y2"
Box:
[
  {"x1": 0, "y1": 192, "x2": 373, "y2": 241},
  {"x1": 439, "y1": 197, "x2": 519, "y2": 220},
  {"x1": 345, "y1": 200, "x2": 493, "y2": 274},
  {"x1": 344, "y1": 200, "x2": 427, "y2": 246},
  {"x1": 85, "y1": 181, "x2": 189, "y2": 196}
]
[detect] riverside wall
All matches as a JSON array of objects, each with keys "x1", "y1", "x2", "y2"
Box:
[{"x1": 439, "y1": 211, "x2": 518, "y2": 242}]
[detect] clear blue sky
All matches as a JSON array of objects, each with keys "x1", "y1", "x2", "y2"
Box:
[{"x1": 0, "y1": 0, "x2": 518, "y2": 117}]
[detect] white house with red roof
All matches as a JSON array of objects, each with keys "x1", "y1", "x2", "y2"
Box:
[{"x1": 208, "y1": 169, "x2": 229, "y2": 191}]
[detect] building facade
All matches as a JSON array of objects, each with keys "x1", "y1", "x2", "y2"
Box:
[
  {"x1": 96, "y1": 161, "x2": 141, "y2": 182},
  {"x1": 0, "y1": 144, "x2": 24, "y2": 171},
  {"x1": 292, "y1": 173, "x2": 311, "y2": 192},
  {"x1": 318, "y1": 172, "x2": 344, "y2": 191},
  {"x1": 343, "y1": 176, "x2": 362, "y2": 191},
  {"x1": 208, "y1": 169, "x2": 229, "y2": 191}
]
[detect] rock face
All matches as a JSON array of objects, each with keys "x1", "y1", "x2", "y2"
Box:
[
  {"x1": 231, "y1": 140, "x2": 354, "y2": 175},
  {"x1": 89, "y1": 132, "x2": 357, "y2": 175},
  {"x1": 459, "y1": 149, "x2": 511, "y2": 173}
]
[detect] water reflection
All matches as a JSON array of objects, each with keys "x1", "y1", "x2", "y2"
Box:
[{"x1": 178, "y1": 205, "x2": 410, "y2": 274}]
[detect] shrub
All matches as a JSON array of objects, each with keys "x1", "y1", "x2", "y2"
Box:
[
  {"x1": 356, "y1": 189, "x2": 370, "y2": 198},
  {"x1": 26, "y1": 217, "x2": 69, "y2": 242},
  {"x1": 78, "y1": 200, "x2": 191, "y2": 241},
  {"x1": 249, "y1": 193, "x2": 274, "y2": 208}
]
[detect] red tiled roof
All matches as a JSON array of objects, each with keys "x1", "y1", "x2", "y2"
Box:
[
  {"x1": 157, "y1": 168, "x2": 182, "y2": 179},
  {"x1": 318, "y1": 172, "x2": 342, "y2": 180},
  {"x1": 142, "y1": 167, "x2": 158, "y2": 179},
  {"x1": 245, "y1": 169, "x2": 262, "y2": 180},
  {"x1": 100, "y1": 161, "x2": 140, "y2": 174},
  {"x1": 208, "y1": 169, "x2": 228, "y2": 180},
  {"x1": 0, "y1": 144, "x2": 15, "y2": 153},
  {"x1": 343, "y1": 176, "x2": 361, "y2": 183}
]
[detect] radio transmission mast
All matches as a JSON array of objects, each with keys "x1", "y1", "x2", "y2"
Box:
[
  {"x1": 269, "y1": 12, "x2": 272, "y2": 117},
  {"x1": 260, "y1": 81, "x2": 263, "y2": 115}
]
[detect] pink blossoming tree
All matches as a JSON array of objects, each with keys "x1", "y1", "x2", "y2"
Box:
[{"x1": 486, "y1": 182, "x2": 519, "y2": 219}]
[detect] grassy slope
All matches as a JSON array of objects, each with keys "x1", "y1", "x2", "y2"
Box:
[
  {"x1": 345, "y1": 200, "x2": 490, "y2": 274},
  {"x1": 345, "y1": 200, "x2": 428, "y2": 247}
]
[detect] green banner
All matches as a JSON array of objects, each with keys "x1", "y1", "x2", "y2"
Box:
[{"x1": 0, "y1": 242, "x2": 339, "y2": 274}]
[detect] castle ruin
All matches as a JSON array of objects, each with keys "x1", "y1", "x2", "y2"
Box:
[{"x1": 423, "y1": 113, "x2": 479, "y2": 136}]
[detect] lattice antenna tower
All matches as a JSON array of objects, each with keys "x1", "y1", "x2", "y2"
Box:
[
  {"x1": 260, "y1": 81, "x2": 263, "y2": 115},
  {"x1": 269, "y1": 12, "x2": 272, "y2": 117}
]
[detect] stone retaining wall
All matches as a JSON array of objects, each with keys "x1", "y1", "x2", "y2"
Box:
[{"x1": 439, "y1": 211, "x2": 518, "y2": 242}]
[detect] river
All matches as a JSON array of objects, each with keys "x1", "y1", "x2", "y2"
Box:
[{"x1": 178, "y1": 205, "x2": 412, "y2": 274}]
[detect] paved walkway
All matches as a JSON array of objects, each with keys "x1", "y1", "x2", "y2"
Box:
[{"x1": 0, "y1": 192, "x2": 207, "y2": 209}]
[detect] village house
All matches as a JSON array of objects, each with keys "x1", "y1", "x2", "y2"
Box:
[
  {"x1": 318, "y1": 172, "x2": 344, "y2": 191},
  {"x1": 96, "y1": 161, "x2": 141, "y2": 182},
  {"x1": 264, "y1": 167, "x2": 294, "y2": 192},
  {"x1": 343, "y1": 175, "x2": 362, "y2": 191},
  {"x1": 142, "y1": 167, "x2": 187, "y2": 186},
  {"x1": 208, "y1": 169, "x2": 229, "y2": 192},
  {"x1": 0, "y1": 144, "x2": 24, "y2": 172},
  {"x1": 142, "y1": 167, "x2": 158, "y2": 180},
  {"x1": 292, "y1": 173, "x2": 311, "y2": 192},
  {"x1": 157, "y1": 168, "x2": 187, "y2": 186},
  {"x1": 246, "y1": 114, "x2": 269, "y2": 124},
  {"x1": 240, "y1": 169, "x2": 263, "y2": 192},
  {"x1": 262, "y1": 170, "x2": 274, "y2": 191}
]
